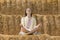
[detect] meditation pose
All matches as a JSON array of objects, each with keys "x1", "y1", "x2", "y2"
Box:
[{"x1": 19, "y1": 8, "x2": 41, "y2": 35}]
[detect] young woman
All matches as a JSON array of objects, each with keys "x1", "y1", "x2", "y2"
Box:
[{"x1": 19, "y1": 8, "x2": 41, "y2": 35}]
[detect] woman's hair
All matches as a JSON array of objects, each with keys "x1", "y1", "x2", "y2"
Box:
[{"x1": 24, "y1": 8, "x2": 32, "y2": 17}]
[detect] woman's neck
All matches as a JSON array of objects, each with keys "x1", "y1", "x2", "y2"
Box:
[{"x1": 27, "y1": 15, "x2": 31, "y2": 18}]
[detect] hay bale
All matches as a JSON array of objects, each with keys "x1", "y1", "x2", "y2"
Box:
[
  {"x1": 50, "y1": 36, "x2": 60, "y2": 40},
  {"x1": 43, "y1": 15, "x2": 57, "y2": 35},
  {"x1": 38, "y1": 34, "x2": 50, "y2": 40},
  {"x1": 0, "y1": 34, "x2": 51, "y2": 40},
  {"x1": 0, "y1": 14, "x2": 60, "y2": 36},
  {"x1": 0, "y1": 15, "x2": 3, "y2": 34},
  {"x1": 42, "y1": 15, "x2": 60, "y2": 36},
  {"x1": 0, "y1": 15, "x2": 21, "y2": 35},
  {"x1": 35, "y1": 15, "x2": 44, "y2": 34},
  {"x1": 55, "y1": 15, "x2": 60, "y2": 36},
  {"x1": 0, "y1": 0, "x2": 59, "y2": 15}
]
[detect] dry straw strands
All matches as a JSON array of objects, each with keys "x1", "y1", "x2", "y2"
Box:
[{"x1": 0, "y1": 14, "x2": 60, "y2": 36}]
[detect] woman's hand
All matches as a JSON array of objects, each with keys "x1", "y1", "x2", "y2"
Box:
[
  {"x1": 36, "y1": 23, "x2": 41, "y2": 28},
  {"x1": 21, "y1": 27, "x2": 29, "y2": 33},
  {"x1": 20, "y1": 24, "x2": 23, "y2": 27},
  {"x1": 20, "y1": 24, "x2": 29, "y2": 33},
  {"x1": 25, "y1": 23, "x2": 41, "y2": 35}
]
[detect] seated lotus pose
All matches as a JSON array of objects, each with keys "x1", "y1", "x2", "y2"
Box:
[{"x1": 19, "y1": 8, "x2": 41, "y2": 35}]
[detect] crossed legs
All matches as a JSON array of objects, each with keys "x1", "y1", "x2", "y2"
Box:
[{"x1": 26, "y1": 24, "x2": 41, "y2": 35}]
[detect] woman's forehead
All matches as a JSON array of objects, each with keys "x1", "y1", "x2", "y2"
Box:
[{"x1": 26, "y1": 8, "x2": 31, "y2": 10}]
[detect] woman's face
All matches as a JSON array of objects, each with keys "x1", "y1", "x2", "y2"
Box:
[{"x1": 26, "y1": 8, "x2": 31, "y2": 16}]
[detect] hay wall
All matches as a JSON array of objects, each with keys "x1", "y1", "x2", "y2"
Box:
[
  {"x1": 0, "y1": 14, "x2": 60, "y2": 36},
  {"x1": 0, "y1": 0, "x2": 60, "y2": 15},
  {"x1": 0, "y1": 15, "x2": 22, "y2": 35},
  {"x1": 0, "y1": 34, "x2": 51, "y2": 40},
  {"x1": 34, "y1": 14, "x2": 60, "y2": 36},
  {"x1": 0, "y1": 34, "x2": 60, "y2": 40},
  {"x1": 51, "y1": 36, "x2": 60, "y2": 40}
]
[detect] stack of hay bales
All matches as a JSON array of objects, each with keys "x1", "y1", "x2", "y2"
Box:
[
  {"x1": 0, "y1": 34, "x2": 60, "y2": 40},
  {"x1": 0, "y1": 14, "x2": 60, "y2": 36},
  {"x1": 0, "y1": 15, "x2": 22, "y2": 35},
  {"x1": 50, "y1": 36, "x2": 60, "y2": 40},
  {"x1": 34, "y1": 14, "x2": 60, "y2": 36},
  {"x1": 0, "y1": 34, "x2": 50, "y2": 40},
  {"x1": 0, "y1": 0, "x2": 59, "y2": 15}
]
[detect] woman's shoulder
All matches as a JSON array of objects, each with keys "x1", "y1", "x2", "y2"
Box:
[
  {"x1": 32, "y1": 16, "x2": 36, "y2": 20},
  {"x1": 21, "y1": 17, "x2": 25, "y2": 20},
  {"x1": 21, "y1": 16, "x2": 25, "y2": 18}
]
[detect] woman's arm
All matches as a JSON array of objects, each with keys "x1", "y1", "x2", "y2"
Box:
[
  {"x1": 26, "y1": 23, "x2": 40, "y2": 35},
  {"x1": 20, "y1": 17, "x2": 30, "y2": 33},
  {"x1": 20, "y1": 24, "x2": 23, "y2": 27},
  {"x1": 20, "y1": 24, "x2": 30, "y2": 33}
]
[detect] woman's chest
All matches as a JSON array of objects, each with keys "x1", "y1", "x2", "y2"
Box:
[{"x1": 24, "y1": 18, "x2": 34, "y2": 25}]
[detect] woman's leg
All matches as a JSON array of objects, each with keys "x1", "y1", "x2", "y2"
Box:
[{"x1": 26, "y1": 24, "x2": 40, "y2": 35}]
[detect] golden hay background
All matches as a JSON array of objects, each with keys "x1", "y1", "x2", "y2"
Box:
[
  {"x1": 0, "y1": 0, "x2": 60, "y2": 40},
  {"x1": 0, "y1": 34, "x2": 60, "y2": 40},
  {"x1": 0, "y1": 0, "x2": 60, "y2": 15},
  {"x1": 0, "y1": 0, "x2": 59, "y2": 36},
  {"x1": 0, "y1": 14, "x2": 60, "y2": 36}
]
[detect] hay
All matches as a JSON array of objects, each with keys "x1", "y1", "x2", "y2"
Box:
[
  {"x1": 0, "y1": 15, "x2": 60, "y2": 36},
  {"x1": 0, "y1": 15, "x2": 22, "y2": 35},
  {"x1": 0, "y1": 0, "x2": 59, "y2": 15},
  {"x1": 50, "y1": 36, "x2": 60, "y2": 40},
  {"x1": 0, "y1": 34, "x2": 50, "y2": 40},
  {"x1": 0, "y1": 33, "x2": 60, "y2": 40}
]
